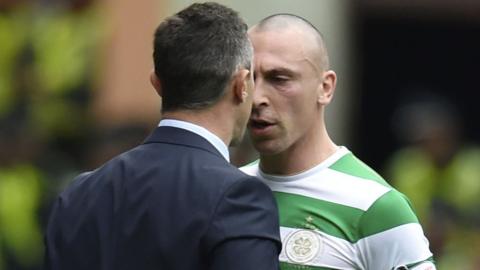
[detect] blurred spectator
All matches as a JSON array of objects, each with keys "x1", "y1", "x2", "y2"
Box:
[
  {"x1": 0, "y1": 124, "x2": 44, "y2": 270},
  {"x1": 0, "y1": 0, "x2": 32, "y2": 119},
  {"x1": 0, "y1": 1, "x2": 41, "y2": 269},
  {"x1": 29, "y1": 0, "x2": 105, "y2": 199},
  {"x1": 30, "y1": 0, "x2": 104, "y2": 156},
  {"x1": 386, "y1": 91, "x2": 480, "y2": 270},
  {"x1": 0, "y1": 0, "x2": 105, "y2": 269}
]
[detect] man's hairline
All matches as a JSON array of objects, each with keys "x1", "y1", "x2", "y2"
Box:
[{"x1": 249, "y1": 24, "x2": 327, "y2": 74}]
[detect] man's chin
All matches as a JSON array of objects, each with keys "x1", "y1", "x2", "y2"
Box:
[{"x1": 250, "y1": 139, "x2": 281, "y2": 156}]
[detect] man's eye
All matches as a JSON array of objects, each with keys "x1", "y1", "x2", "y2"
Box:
[{"x1": 270, "y1": 76, "x2": 289, "y2": 83}]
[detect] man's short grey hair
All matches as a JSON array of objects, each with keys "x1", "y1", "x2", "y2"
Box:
[{"x1": 153, "y1": 2, "x2": 252, "y2": 112}]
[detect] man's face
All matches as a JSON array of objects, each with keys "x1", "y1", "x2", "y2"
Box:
[{"x1": 248, "y1": 28, "x2": 323, "y2": 155}]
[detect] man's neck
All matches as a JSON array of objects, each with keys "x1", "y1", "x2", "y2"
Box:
[{"x1": 259, "y1": 129, "x2": 338, "y2": 176}]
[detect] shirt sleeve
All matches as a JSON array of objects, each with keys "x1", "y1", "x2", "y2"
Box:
[
  {"x1": 356, "y1": 190, "x2": 436, "y2": 270},
  {"x1": 204, "y1": 176, "x2": 281, "y2": 270}
]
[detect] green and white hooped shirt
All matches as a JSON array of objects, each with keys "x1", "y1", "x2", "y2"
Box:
[{"x1": 241, "y1": 147, "x2": 436, "y2": 270}]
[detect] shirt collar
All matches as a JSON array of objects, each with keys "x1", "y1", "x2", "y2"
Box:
[{"x1": 158, "y1": 119, "x2": 230, "y2": 162}]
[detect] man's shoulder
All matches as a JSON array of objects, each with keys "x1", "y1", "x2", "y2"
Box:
[
  {"x1": 338, "y1": 150, "x2": 421, "y2": 237},
  {"x1": 358, "y1": 188, "x2": 420, "y2": 239},
  {"x1": 328, "y1": 150, "x2": 390, "y2": 187},
  {"x1": 357, "y1": 189, "x2": 433, "y2": 269}
]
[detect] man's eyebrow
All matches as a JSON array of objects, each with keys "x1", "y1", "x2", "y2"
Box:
[{"x1": 264, "y1": 67, "x2": 298, "y2": 77}]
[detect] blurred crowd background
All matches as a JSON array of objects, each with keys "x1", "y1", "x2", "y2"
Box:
[{"x1": 0, "y1": 0, "x2": 479, "y2": 269}]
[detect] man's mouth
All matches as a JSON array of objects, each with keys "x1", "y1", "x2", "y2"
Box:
[{"x1": 249, "y1": 119, "x2": 275, "y2": 129}]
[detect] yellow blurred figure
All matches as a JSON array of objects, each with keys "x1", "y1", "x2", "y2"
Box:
[
  {"x1": 386, "y1": 94, "x2": 480, "y2": 270},
  {"x1": 0, "y1": 165, "x2": 44, "y2": 269}
]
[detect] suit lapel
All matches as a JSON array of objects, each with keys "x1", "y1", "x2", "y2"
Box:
[{"x1": 143, "y1": 126, "x2": 225, "y2": 160}]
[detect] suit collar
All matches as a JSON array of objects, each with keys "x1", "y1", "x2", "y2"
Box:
[
  {"x1": 158, "y1": 119, "x2": 229, "y2": 161},
  {"x1": 143, "y1": 126, "x2": 226, "y2": 160}
]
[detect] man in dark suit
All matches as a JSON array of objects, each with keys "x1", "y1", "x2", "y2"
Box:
[{"x1": 44, "y1": 2, "x2": 281, "y2": 270}]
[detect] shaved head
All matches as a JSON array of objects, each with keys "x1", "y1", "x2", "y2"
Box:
[{"x1": 250, "y1": 14, "x2": 330, "y2": 71}]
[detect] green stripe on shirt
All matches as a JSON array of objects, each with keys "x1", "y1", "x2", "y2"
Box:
[
  {"x1": 274, "y1": 189, "x2": 420, "y2": 242},
  {"x1": 359, "y1": 189, "x2": 419, "y2": 238},
  {"x1": 274, "y1": 191, "x2": 363, "y2": 242},
  {"x1": 329, "y1": 153, "x2": 389, "y2": 187}
]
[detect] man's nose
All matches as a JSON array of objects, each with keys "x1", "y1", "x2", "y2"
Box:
[{"x1": 252, "y1": 78, "x2": 269, "y2": 108}]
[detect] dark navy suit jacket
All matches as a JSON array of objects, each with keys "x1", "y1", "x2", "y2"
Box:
[{"x1": 44, "y1": 126, "x2": 281, "y2": 270}]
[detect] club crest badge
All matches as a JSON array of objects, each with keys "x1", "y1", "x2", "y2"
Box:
[{"x1": 285, "y1": 229, "x2": 322, "y2": 264}]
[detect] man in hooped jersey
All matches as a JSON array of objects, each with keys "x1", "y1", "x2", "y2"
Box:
[{"x1": 241, "y1": 14, "x2": 436, "y2": 270}]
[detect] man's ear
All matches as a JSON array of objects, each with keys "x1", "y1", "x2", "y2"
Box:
[
  {"x1": 150, "y1": 70, "x2": 162, "y2": 97},
  {"x1": 232, "y1": 69, "x2": 251, "y2": 103},
  {"x1": 318, "y1": 70, "x2": 337, "y2": 105}
]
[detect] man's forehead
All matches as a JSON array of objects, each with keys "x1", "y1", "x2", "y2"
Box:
[
  {"x1": 249, "y1": 29, "x2": 321, "y2": 73},
  {"x1": 250, "y1": 24, "x2": 305, "y2": 39},
  {"x1": 249, "y1": 15, "x2": 329, "y2": 71},
  {"x1": 250, "y1": 28, "x2": 307, "y2": 53},
  {"x1": 250, "y1": 26, "x2": 320, "y2": 55},
  {"x1": 249, "y1": 16, "x2": 321, "y2": 44},
  {"x1": 254, "y1": 54, "x2": 303, "y2": 75}
]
